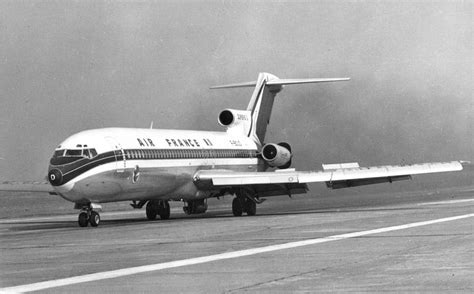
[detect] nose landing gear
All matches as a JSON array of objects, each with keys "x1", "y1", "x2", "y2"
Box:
[{"x1": 75, "y1": 203, "x2": 102, "y2": 227}]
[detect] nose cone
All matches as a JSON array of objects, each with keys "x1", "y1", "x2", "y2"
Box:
[{"x1": 48, "y1": 169, "x2": 63, "y2": 186}]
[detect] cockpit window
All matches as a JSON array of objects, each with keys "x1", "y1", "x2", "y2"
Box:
[
  {"x1": 54, "y1": 150, "x2": 65, "y2": 157},
  {"x1": 62, "y1": 148, "x2": 98, "y2": 158},
  {"x1": 65, "y1": 149, "x2": 83, "y2": 156},
  {"x1": 50, "y1": 148, "x2": 98, "y2": 166}
]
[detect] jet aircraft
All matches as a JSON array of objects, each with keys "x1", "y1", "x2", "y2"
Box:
[{"x1": 2, "y1": 73, "x2": 464, "y2": 227}]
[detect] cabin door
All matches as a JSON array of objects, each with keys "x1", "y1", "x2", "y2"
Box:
[{"x1": 105, "y1": 136, "x2": 126, "y2": 172}]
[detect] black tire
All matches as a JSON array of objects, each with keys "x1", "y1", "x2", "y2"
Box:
[
  {"x1": 232, "y1": 197, "x2": 243, "y2": 217},
  {"x1": 159, "y1": 201, "x2": 170, "y2": 220},
  {"x1": 146, "y1": 202, "x2": 157, "y2": 220},
  {"x1": 245, "y1": 200, "x2": 256, "y2": 216},
  {"x1": 78, "y1": 212, "x2": 89, "y2": 227},
  {"x1": 89, "y1": 211, "x2": 100, "y2": 227}
]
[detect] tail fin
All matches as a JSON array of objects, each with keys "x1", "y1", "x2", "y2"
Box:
[{"x1": 211, "y1": 72, "x2": 350, "y2": 145}]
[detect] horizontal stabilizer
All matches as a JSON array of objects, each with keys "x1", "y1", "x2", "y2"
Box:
[
  {"x1": 210, "y1": 81, "x2": 257, "y2": 89},
  {"x1": 267, "y1": 77, "x2": 350, "y2": 86},
  {"x1": 210, "y1": 77, "x2": 350, "y2": 89}
]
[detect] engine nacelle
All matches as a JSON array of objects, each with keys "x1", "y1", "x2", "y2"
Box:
[
  {"x1": 218, "y1": 109, "x2": 252, "y2": 134},
  {"x1": 261, "y1": 142, "x2": 292, "y2": 168}
]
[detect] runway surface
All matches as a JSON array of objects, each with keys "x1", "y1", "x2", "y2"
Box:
[{"x1": 1, "y1": 185, "x2": 473, "y2": 293}]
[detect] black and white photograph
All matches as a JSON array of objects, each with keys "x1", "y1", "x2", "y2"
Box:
[{"x1": 1, "y1": 0, "x2": 472, "y2": 292}]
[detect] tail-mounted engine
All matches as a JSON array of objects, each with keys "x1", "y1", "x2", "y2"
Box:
[
  {"x1": 218, "y1": 109, "x2": 252, "y2": 135},
  {"x1": 261, "y1": 142, "x2": 292, "y2": 169}
]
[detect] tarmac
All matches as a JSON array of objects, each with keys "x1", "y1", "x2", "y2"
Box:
[{"x1": 0, "y1": 185, "x2": 473, "y2": 293}]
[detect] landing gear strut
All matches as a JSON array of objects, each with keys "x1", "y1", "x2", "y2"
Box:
[
  {"x1": 77, "y1": 204, "x2": 101, "y2": 227},
  {"x1": 183, "y1": 199, "x2": 208, "y2": 215},
  {"x1": 232, "y1": 191, "x2": 257, "y2": 217},
  {"x1": 146, "y1": 200, "x2": 170, "y2": 220}
]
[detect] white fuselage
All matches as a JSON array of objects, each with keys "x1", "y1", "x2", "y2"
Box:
[{"x1": 48, "y1": 128, "x2": 262, "y2": 204}]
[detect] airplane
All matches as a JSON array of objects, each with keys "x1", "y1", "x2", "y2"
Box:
[{"x1": 1, "y1": 72, "x2": 464, "y2": 227}]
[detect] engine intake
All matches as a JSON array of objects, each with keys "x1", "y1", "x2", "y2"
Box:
[
  {"x1": 218, "y1": 109, "x2": 252, "y2": 134},
  {"x1": 218, "y1": 110, "x2": 234, "y2": 126},
  {"x1": 261, "y1": 142, "x2": 292, "y2": 169}
]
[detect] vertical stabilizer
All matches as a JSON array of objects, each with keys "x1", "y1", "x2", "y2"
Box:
[
  {"x1": 211, "y1": 73, "x2": 350, "y2": 146},
  {"x1": 246, "y1": 73, "x2": 282, "y2": 145}
]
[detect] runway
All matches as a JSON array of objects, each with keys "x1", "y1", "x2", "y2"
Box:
[{"x1": 1, "y1": 186, "x2": 473, "y2": 293}]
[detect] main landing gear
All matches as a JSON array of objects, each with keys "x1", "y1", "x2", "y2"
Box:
[
  {"x1": 76, "y1": 203, "x2": 102, "y2": 227},
  {"x1": 146, "y1": 200, "x2": 170, "y2": 220},
  {"x1": 232, "y1": 191, "x2": 257, "y2": 217},
  {"x1": 183, "y1": 199, "x2": 208, "y2": 215}
]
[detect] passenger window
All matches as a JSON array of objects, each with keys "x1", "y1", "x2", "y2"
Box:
[{"x1": 90, "y1": 149, "x2": 98, "y2": 158}]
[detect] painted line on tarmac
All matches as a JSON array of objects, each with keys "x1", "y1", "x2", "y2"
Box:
[
  {"x1": 418, "y1": 198, "x2": 474, "y2": 206},
  {"x1": 1, "y1": 213, "x2": 473, "y2": 293}
]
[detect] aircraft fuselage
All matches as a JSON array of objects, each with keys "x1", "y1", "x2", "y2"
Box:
[{"x1": 48, "y1": 128, "x2": 262, "y2": 205}]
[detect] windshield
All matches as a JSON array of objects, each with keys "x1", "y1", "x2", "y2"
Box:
[
  {"x1": 54, "y1": 150, "x2": 65, "y2": 157},
  {"x1": 50, "y1": 148, "x2": 98, "y2": 165},
  {"x1": 65, "y1": 149, "x2": 82, "y2": 156}
]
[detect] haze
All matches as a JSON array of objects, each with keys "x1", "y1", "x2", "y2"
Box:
[{"x1": 1, "y1": 1, "x2": 472, "y2": 184}]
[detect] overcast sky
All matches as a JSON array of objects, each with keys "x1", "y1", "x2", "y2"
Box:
[{"x1": 0, "y1": 1, "x2": 472, "y2": 181}]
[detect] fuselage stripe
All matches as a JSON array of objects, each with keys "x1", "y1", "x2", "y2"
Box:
[{"x1": 50, "y1": 149, "x2": 258, "y2": 185}]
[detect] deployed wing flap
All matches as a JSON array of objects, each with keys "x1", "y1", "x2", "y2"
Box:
[
  {"x1": 194, "y1": 161, "x2": 463, "y2": 191},
  {"x1": 251, "y1": 183, "x2": 308, "y2": 197}
]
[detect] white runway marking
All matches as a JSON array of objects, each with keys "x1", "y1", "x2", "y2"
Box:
[
  {"x1": 417, "y1": 198, "x2": 474, "y2": 206},
  {"x1": 1, "y1": 213, "x2": 473, "y2": 294}
]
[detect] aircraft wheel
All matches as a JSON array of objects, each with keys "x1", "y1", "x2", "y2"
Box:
[
  {"x1": 146, "y1": 201, "x2": 157, "y2": 220},
  {"x1": 159, "y1": 201, "x2": 170, "y2": 220},
  {"x1": 89, "y1": 211, "x2": 100, "y2": 227},
  {"x1": 232, "y1": 197, "x2": 243, "y2": 216},
  {"x1": 78, "y1": 212, "x2": 89, "y2": 227},
  {"x1": 245, "y1": 200, "x2": 256, "y2": 216}
]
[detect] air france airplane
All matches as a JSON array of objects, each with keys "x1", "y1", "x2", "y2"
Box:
[{"x1": 5, "y1": 73, "x2": 464, "y2": 227}]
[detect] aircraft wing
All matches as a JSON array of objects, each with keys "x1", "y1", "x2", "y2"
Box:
[
  {"x1": 194, "y1": 161, "x2": 464, "y2": 195},
  {"x1": 0, "y1": 181, "x2": 56, "y2": 194}
]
